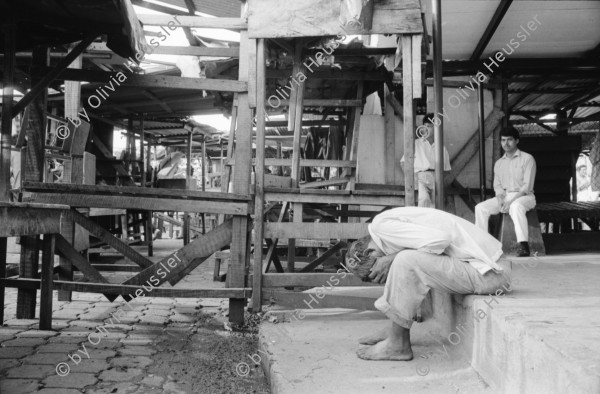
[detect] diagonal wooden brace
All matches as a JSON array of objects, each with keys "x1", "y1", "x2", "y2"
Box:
[
  {"x1": 54, "y1": 235, "x2": 117, "y2": 302},
  {"x1": 65, "y1": 209, "x2": 153, "y2": 268},
  {"x1": 122, "y1": 219, "x2": 233, "y2": 289}
]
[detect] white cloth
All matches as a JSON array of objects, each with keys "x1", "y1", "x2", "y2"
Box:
[
  {"x1": 367, "y1": 207, "x2": 504, "y2": 275},
  {"x1": 402, "y1": 139, "x2": 451, "y2": 173},
  {"x1": 416, "y1": 171, "x2": 435, "y2": 208},
  {"x1": 375, "y1": 250, "x2": 512, "y2": 328},
  {"x1": 475, "y1": 193, "x2": 537, "y2": 242},
  {"x1": 493, "y1": 149, "x2": 536, "y2": 196}
]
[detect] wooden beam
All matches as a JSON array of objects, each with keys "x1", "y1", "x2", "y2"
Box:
[
  {"x1": 26, "y1": 193, "x2": 249, "y2": 215},
  {"x1": 0, "y1": 23, "x2": 15, "y2": 200},
  {"x1": 266, "y1": 69, "x2": 388, "y2": 81},
  {"x1": 264, "y1": 223, "x2": 368, "y2": 239},
  {"x1": 252, "y1": 38, "x2": 267, "y2": 311},
  {"x1": 122, "y1": 219, "x2": 233, "y2": 287},
  {"x1": 39, "y1": 234, "x2": 55, "y2": 330},
  {"x1": 247, "y1": 0, "x2": 423, "y2": 38},
  {"x1": 263, "y1": 289, "x2": 377, "y2": 310},
  {"x1": 229, "y1": 158, "x2": 357, "y2": 168},
  {"x1": 262, "y1": 273, "x2": 374, "y2": 288},
  {"x1": 272, "y1": 99, "x2": 362, "y2": 107},
  {"x1": 470, "y1": 0, "x2": 513, "y2": 61},
  {"x1": 264, "y1": 191, "x2": 404, "y2": 206},
  {"x1": 137, "y1": 14, "x2": 247, "y2": 30},
  {"x1": 12, "y1": 35, "x2": 97, "y2": 116},
  {"x1": 23, "y1": 181, "x2": 250, "y2": 202},
  {"x1": 124, "y1": 74, "x2": 247, "y2": 93},
  {"x1": 0, "y1": 205, "x2": 64, "y2": 237},
  {"x1": 229, "y1": 29, "x2": 254, "y2": 324},
  {"x1": 2, "y1": 278, "x2": 251, "y2": 298}
]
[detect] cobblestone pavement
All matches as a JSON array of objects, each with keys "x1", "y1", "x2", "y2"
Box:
[{"x1": 0, "y1": 240, "x2": 270, "y2": 394}]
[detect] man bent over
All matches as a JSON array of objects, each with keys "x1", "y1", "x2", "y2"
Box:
[{"x1": 345, "y1": 207, "x2": 511, "y2": 361}]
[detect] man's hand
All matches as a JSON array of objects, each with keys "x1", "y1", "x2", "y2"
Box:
[{"x1": 368, "y1": 253, "x2": 398, "y2": 284}]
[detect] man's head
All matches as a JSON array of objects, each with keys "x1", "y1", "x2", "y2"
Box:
[
  {"x1": 500, "y1": 127, "x2": 520, "y2": 155},
  {"x1": 421, "y1": 113, "x2": 435, "y2": 141},
  {"x1": 344, "y1": 235, "x2": 384, "y2": 281}
]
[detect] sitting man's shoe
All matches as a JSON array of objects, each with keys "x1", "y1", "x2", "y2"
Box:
[{"x1": 516, "y1": 241, "x2": 530, "y2": 257}]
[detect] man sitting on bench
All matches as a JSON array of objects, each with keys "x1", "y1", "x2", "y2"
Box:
[
  {"x1": 345, "y1": 207, "x2": 511, "y2": 361},
  {"x1": 475, "y1": 127, "x2": 537, "y2": 257}
]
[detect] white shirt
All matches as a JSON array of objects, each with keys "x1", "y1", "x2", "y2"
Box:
[
  {"x1": 493, "y1": 149, "x2": 536, "y2": 196},
  {"x1": 402, "y1": 139, "x2": 451, "y2": 173},
  {"x1": 368, "y1": 207, "x2": 504, "y2": 275}
]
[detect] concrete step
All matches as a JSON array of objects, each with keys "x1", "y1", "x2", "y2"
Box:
[
  {"x1": 259, "y1": 309, "x2": 495, "y2": 394},
  {"x1": 432, "y1": 257, "x2": 600, "y2": 393}
]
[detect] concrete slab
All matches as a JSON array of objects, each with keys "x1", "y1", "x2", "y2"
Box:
[
  {"x1": 258, "y1": 254, "x2": 600, "y2": 394},
  {"x1": 260, "y1": 310, "x2": 492, "y2": 394}
]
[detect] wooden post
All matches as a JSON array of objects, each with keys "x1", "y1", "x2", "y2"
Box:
[
  {"x1": 18, "y1": 46, "x2": 48, "y2": 314},
  {"x1": 402, "y1": 36, "x2": 415, "y2": 206},
  {"x1": 39, "y1": 234, "x2": 56, "y2": 330},
  {"x1": 288, "y1": 40, "x2": 305, "y2": 272},
  {"x1": 432, "y1": 0, "x2": 445, "y2": 209},
  {"x1": 228, "y1": 28, "x2": 254, "y2": 324},
  {"x1": 478, "y1": 84, "x2": 486, "y2": 201},
  {"x1": 252, "y1": 38, "x2": 266, "y2": 311},
  {"x1": 0, "y1": 24, "x2": 16, "y2": 325},
  {"x1": 384, "y1": 84, "x2": 395, "y2": 184},
  {"x1": 201, "y1": 135, "x2": 206, "y2": 234},
  {"x1": 183, "y1": 131, "x2": 193, "y2": 245},
  {"x1": 140, "y1": 115, "x2": 145, "y2": 187}
]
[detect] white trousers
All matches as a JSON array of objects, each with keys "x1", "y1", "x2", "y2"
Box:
[
  {"x1": 374, "y1": 250, "x2": 511, "y2": 329},
  {"x1": 475, "y1": 193, "x2": 536, "y2": 242},
  {"x1": 416, "y1": 171, "x2": 435, "y2": 208}
]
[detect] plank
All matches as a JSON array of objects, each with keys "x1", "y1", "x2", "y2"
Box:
[
  {"x1": 229, "y1": 158, "x2": 357, "y2": 168},
  {"x1": 264, "y1": 223, "x2": 369, "y2": 239},
  {"x1": 412, "y1": 34, "x2": 423, "y2": 98},
  {"x1": 154, "y1": 213, "x2": 203, "y2": 234},
  {"x1": 262, "y1": 273, "x2": 377, "y2": 288},
  {"x1": 0, "y1": 206, "x2": 64, "y2": 237},
  {"x1": 64, "y1": 210, "x2": 153, "y2": 269},
  {"x1": 23, "y1": 181, "x2": 250, "y2": 202},
  {"x1": 262, "y1": 289, "x2": 378, "y2": 310},
  {"x1": 54, "y1": 235, "x2": 117, "y2": 302},
  {"x1": 273, "y1": 99, "x2": 362, "y2": 107},
  {"x1": 300, "y1": 177, "x2": 350, "y2": 189},
  {"x1": 148, "y1": 45, "x2": 239, "y2": 57},
  {"x1": 39, "y1": 234, "x2": 55, "y2": 330},
  {"x1": 264, "y1": 191, "x2": 405, "y2": 206},
  {"x1": 247, "y1": 0, "x2": 422, "y2": 38},
  {"x1": 125, "y1": 74, "x2": 247, "y2": 93},
  {"x1": 267, "y1": 69, "x2": 388, "y2": 81},
  {"x1": 2, "y1": 279, "x2": 251, "y2": 298},
  {"x1": 137, "y1": 14, "x2": 247, "y2": 30},
  {"x1": 122, "y1": 219, "x2": 232, "y2": 287},
  {"x1": 26, "y1": 193, "x2": 248, "y2": 215}
]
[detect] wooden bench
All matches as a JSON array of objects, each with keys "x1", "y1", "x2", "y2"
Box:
[
  {"x1": 536, "y1": 201, "x2": 600, "y2": 253},
  {"x1": 491, "y1": 209, "x2": 546, "y2": 256}
]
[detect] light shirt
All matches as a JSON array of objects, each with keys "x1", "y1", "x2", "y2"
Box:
[
  {"x1": 402, "y1": 139, "x2": 451, "y2": 173},
  {"x1": 493, "y1": 149, "x2": 536, "y2": 196},
  {"x1": 368, "y1": 207, "x2": 504, "y2": 275}
]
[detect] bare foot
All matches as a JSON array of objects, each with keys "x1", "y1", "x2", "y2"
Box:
[
  {"x1": 358, "y1": 329, "x2": 388, "y2": 345},
  {"x1": 356, "y1": 338, "x2": 413, "y2": 361}
]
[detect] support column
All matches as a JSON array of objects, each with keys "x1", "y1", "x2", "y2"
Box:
[
  {"x1": 0, "y1": 23, "x2": 16, "y2": 324},
  {"x1": 288, "y1": 40, "x2": 305, "y2": 272},
  {"x1": 478, "y1": 83, "x2": 486, "y2": 201},
  {"x1": 228, "y1": 29, "x2": 255, "y2": 324},
  {"x1": 18, "y1": 46, "x2": 48, "y2": 314},
  {"x1": 432, "y1": 0, "x2": 445, "y2": 209},
  {"x1": 402, "y1": 35, "x2": 415, "y2": 206},
  {"x1": 252, "y1": 38, "x2": 266, "y2": 311},
  {"x1": 183, "y1": 131, "x2": 193, "y2": 245}
]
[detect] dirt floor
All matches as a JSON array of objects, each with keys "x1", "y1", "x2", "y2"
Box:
[{"x1": 1, "y1": 236, "x2": 271, "y2": 394}]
